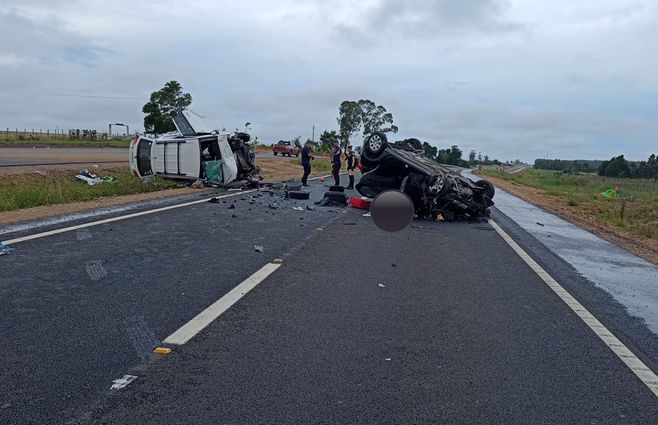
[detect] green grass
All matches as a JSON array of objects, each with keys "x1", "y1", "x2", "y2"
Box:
[
  {"x1": 0, "y1": 133, "x2": 130, "y2": 148},
  {"x1": 484, "y1": 168, "x2": 658, "y2": 240},
  {"x1": 0, "y1": 169, "x2": 182, "y2": 212}
]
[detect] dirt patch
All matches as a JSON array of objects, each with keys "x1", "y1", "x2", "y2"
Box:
[
  {"x1": 257, "y1": 158, "x2": 332, "y2": 182},
  {"x1": 485, "y1": 174, "x2": 658, "y2": 266}
]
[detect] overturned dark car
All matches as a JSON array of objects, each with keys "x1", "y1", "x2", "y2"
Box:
[{"x1": 356, "y1": 132, "x2": 495, "y2": 220}]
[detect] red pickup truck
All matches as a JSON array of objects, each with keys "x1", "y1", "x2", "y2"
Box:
[{"x1": 272, "y1": 140, "x2": 300, "y2": 157}]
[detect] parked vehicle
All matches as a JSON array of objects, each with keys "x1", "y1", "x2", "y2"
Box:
[
  {"x1": 273, "y1": 140, "x2": 300, "y2": 157},
  {"x1": 129, "y1": 110, "x2": 259, "y2": 185},
  {"x1": 356, "y1": 132, "x2": 495, "y2": 220}
]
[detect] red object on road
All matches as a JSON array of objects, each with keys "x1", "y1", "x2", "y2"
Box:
[{"x1": 350, "y1": 196, "x2": 372, "y2": 209}]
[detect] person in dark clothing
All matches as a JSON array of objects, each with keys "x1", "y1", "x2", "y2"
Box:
[
  {"x1": 301, "y1": 141, "x2": 314, "y2": 186},
  {"x1": 331, "y1": 142, "x2": 342, "y2": 186},
  {"x1": 344, "y1": 145, "x2": 356, "y2": 189}
]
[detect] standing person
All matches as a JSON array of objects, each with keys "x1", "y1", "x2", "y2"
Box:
[
  {"x1": 331, "y1": 142, "x2": 342, "y2": 186},
  {"x1": 345, "y1": 145, "x2": 356, "y2": 189},
  {"x1": 301, "y1": 141, "x2": 314, "y2": 186}
]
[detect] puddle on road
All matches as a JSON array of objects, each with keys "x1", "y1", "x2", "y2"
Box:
[{"x1": 463, "y1": 170, "x2": 658, "y2": 334}]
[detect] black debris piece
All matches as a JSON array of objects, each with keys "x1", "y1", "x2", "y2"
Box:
[
  {"x1": 287, "y1": 191, "x2": 310, "y2": 200},
  {"x1": 208, "y1": 197, "x2": 220, "y2": 203},
  {"x1": 319, "y1": 191, "x2": 348, "y2": 207},
  {"x1": 227, "y1": 204, "x2": 236, "y2": 209}
]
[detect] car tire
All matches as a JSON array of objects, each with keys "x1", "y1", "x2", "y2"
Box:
[
  {"x1": 476, "y1": 179, "x2": 495, "y2": 199},
  {"x1": 274, "y1": 152, "x2": 278, "y2": 156},
  {"x1": 362, "y1": 132, "x2": 388, "y2": 162},
  {"x1": 287, "y1": 190, "x2": 310, "y2": 200},
  {"x1": 429, "y1": 175, "x2": 451, "y2": 195}
]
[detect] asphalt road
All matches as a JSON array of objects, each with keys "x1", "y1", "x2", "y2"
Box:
[
  {"x1": 1, "y1": 178, "x2": 657, "y2": 424},
  {"x1": 0, "y1": 148, "x2": 128, "y2": 168}
]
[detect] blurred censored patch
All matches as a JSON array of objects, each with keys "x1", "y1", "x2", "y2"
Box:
[
  {"x1": 76, "y1": 229, "x2": 93, "y2": 241},
  {"x1": 370, "y1": 190, "x2": 415, "y2": 232},
  {"x1": 85, "y1": 260, "x2": 108, "y2": 281}
]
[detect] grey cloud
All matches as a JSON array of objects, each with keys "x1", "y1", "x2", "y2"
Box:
[
  {"x1": 334, "y1": 0, "x2": 521, "y2": 45},
  {"x1": 0, "y1": 11, "x2": 109, "y2": 66}
]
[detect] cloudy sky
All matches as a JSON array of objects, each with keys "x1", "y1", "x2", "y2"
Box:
[{"x1": 1, "y1": 0, "x2": 657, "y2": 162}]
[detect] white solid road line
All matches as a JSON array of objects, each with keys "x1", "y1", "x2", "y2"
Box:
[
  {"x1": 163, "y1": 262, "x2": 282, "y2": 345},
  {"x1": 1, "y1": 190, "x2": 258, "y2": 246},
  {"x1": 2, "y1": 172, "x2": 341, "y2": 246},
  {"x1": 489, "y1": 219, "x2": 658, "y2": 398}
]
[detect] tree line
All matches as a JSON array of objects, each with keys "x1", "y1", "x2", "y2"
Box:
[
  {"x1": 598, "y1": 154, "x2": 658, "y2": 179},
  {"x1": 140, "y1": 84, "x2": 501, "y2": 167},
  {"x1": 534, "y1": 159, "x2": 602, "y2": 173}
]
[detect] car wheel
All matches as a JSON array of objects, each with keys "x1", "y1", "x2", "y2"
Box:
[
  {"x1": 429, "y1": 175, "x2": 451, "y2": 195},
  {"x1": 476, "y1": 179, "x2": 495, "y2": 199},
  {"x1": 363, "y1": 132, "x2": 388, "y2": 162},
  {"x1": 365, "y1": 132, "x2": 387, "y2": 155},
  {"x1": 274, "y1": 152, "x2": 278, "y2": 156}
]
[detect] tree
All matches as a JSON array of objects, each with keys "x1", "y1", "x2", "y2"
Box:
[
  {"x1": 421, "y1": 141, "x2": 437, "y2": 159},
  {"x1": 291, "y1": 135, "x2": 302, "y2": 149},
  {"x1": 468, "y1": 150, "x2": 477, "y2": 165},
  {"x1": 142, "y1": 81, "x2": 192, "y2": 134},
  {"x1": 599, "y1": 155, "x2": 630, "y2": 177},
  {"x1": 319, "y1": 130, "x2": 339, "y2": 152},
  {"x1": 337, "y1": 101, "x2": 362, "y2": 146},
  {"x1": 357, "y1": 99, "x2": 398, "y2": 137}
]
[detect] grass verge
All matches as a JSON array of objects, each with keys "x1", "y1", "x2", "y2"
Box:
[
  {"x1": 0, "y1": 168, "x2": 182, "y2": 212},
  {"x1": 483, "y1": 168, "x2": 658, "y2": 241},
  {"x1": 0, "y1": 134, "x2": 130, "y2": 148}
]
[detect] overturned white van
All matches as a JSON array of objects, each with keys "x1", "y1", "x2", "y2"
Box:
[{"x1": 129, "y1": 110, "x2": 259, "y2": 185}]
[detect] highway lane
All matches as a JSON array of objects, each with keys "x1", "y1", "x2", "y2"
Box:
[
  {"x1": 0, "y1": 148, "x2": 128, "y2": 167},
  {"x1": 0, "y1": 180, "x2": 347, "y2": 425},
  {"x1": 1, "y1": 180, "x2": 658, "y2": 424},
  {"x1": 78, "y1": 209, "x2": 658, "y2": 424}
]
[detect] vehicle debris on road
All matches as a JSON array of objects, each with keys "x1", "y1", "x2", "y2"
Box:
[
  {"x1": 0, "y1": 242, "x2": 15, "y2": 256},
  {"x1": 254, "y1": 245, "x2": 264, "y2": 253}
]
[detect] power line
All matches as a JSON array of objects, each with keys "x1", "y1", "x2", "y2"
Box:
[{"x1": 0, "y1": 89, "x2": 142, "y2": 100}]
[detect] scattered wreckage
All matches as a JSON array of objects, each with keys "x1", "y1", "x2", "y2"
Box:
[
  {"x1": 129, "y1": 110, "x2": 260, "y2": 186},
  {"x1": 356, "y1": 132, "x2": 495, "y2": 221}
]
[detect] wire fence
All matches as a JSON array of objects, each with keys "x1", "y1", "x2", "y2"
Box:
[
  {"x1": 589, "y1": 174, "x2": 658, "y2": 196},
  {"x1": 1, "y1": 128, "x2": 131, "y2": 140}
]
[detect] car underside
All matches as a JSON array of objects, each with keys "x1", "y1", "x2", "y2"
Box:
[{"x1": 356, "y1": 132, "x2": 495, "y2": 221}]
